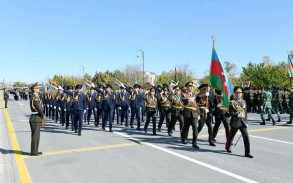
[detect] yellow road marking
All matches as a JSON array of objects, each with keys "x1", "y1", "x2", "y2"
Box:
[
  {"x1": 24, "y1": 142, "x2": 139, "y2": 159},
  {"x1": 2, "y1": 100, "x2": 31, "y2": 183}
]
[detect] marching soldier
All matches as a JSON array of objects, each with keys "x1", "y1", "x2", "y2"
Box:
[
  {"x1": 125, "y1": 84, "x2": 143, "y2": 130},
  {"x1": 87, "y1": 87, "x2": 97, "y2": 125},
  {"x1": 95, "y1": 85, "x2": 104, "y2": 127},
  {"x1": 29, "y1": 83, "x2": 44, "y2": 156},
  {"x1": 143, "y1": 87, "x2": 158, "y2": 135},
  {"x1": 60, "y1": 89, "x2": 66, "y2": 126},
  {"x1": 287, "y1": 89, "x2": 293, "y2": 124},
  {"x1": 260, "y1": 86, "x2": 276, "y2": 125},
  {"x1": 113, "y1": 90, "x2": 120, "y2": 124},
  {"x1": 119, "y1": 86, "x2": 130, "y2": 126},
  {"x1": 3, "y1": 88, "x2": 9, "y2": 108},
  {"x1": 167, "y1": 85, "x2": 184, "y2": 136},
  {"x1": 95, "y1": 84, "x2": 116, "y2": 132},
  {"x1": 196, "y1": 84, "x2": 215, "y2": 146},
  {"x1": 181, "y1": 82, "x2": 200, "y2": 148},
  {"x1": 157, "y1": 84, "x2": 171, "y2": 132},
  {"x1": 225, "y1": 86, "x2": 253, "y2": 158},
  {"x1": 64, "y1": 84, "x2": 86, "y2": 136},
  {"x1": 47, "y1": 93, "x2": 53, "y2": 119},
  {"x1": 271, "y1": 86, "x2": 281, "y2": 122},
  {"x1": 55, "y1": 89, "x2": 62, "y2": 123},
  {"x1": 65, "y1": 86, "x2": 74, "y2": 130},
  {"x1": 212, "y1": 89, "x2": 230, "y2": 141}
]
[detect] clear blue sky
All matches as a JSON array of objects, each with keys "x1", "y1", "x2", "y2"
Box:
[{"x1": 0, "y1": 0, "x2": 292, "y2": 83}]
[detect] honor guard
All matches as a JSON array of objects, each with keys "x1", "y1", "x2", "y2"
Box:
[
  {"x1": 60, "y1": 88, "x2": 66, "y2": 126},
  {"x1": 271, "y1": 86, "x2": 281, "y2": 122},
  {"x1": 157, "y1": 84, "x2": 171, "y2": 132},
  {"x1": 119, "y1": 86, "x2": 130, "y2": 126},
  {"x1": 212, "y1": 89, "x2": 230, "y2": 141},
  {"x1": 143, "y1": 87, "x2": 158, "y2": 135},
  {"x1": 29, "y1": 83, "x2": 44, "y2": 156},
  {"x1": 65, "y1": 86, "x2": 74, "y2": 130},
  {"x1": 260, "y1": 86, "x2": 276, "y2": 125},
  {"x1": 125, "y1": 84, "x2": 143, "y2": 130},
  {"x1": 287, "y1": 89, "x2": 293, "y2": 124},
  {"x1": 87, "y1": 87, "x2": 97, "y2": 125},
  {"x1": 196, "y1": 84, "x2": 215, "y2": 146},
  {"x1": 180, "y1": 82, "x2": 200, "y2": 148},
  {"x1": 95, "y1": 85, "x2": 104, "y2": 127},
  {"x1": 64, "y1": 84, "x2": 86, "y2": 136},
  {"x1": 95, "y1": 84, "x2": 116, "y2": 132},
  {"x1": 3, "y1": 88, "x2": 9, "y2": 108},
  {"x1": 167, "y1": 85, "x2": 184, "y2": 136},
  {"x1": 225, "y1": 86, "x2": 253, "y2": 158}
]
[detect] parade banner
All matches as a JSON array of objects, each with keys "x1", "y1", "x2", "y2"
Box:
[
  {"x1": 288, "y1": 54, "x2": 293, "y2": 77},
  {"x1": 210, "y1": 48, "x2": 234, "y2": 107},
  {"x1": 111, "y1": 81, "x2": 120, "y2": 90},
  {"x1": 81, "y1": 82, "x2": 91, "y2": 95}
]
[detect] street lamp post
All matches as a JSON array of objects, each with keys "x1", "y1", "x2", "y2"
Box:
[
  {"x1": 289, "y1": 51, "x2": 293, "y2": 87},
  {"x1": 80, "y1": 66, "x2": 85, "y2": 79},
  {"x1": 137, "y1": 49, "x2": 144, "y2": 84}
]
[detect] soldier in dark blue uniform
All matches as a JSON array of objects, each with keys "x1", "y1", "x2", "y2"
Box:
[
  {"x1": 125, "y1": 84, "x2": 143, "y2": 130},
  {"x1": 64, "y1": 84, "x2": 86, "y2": 136},
  {"x1": 87, "y1": 87, "x2": 97, "y2": 125},
  {"x1": 118, "y1": 86, "x2": 130, "y2": 126},
  {"x1": 113, "y1": 90, "x2": 120, "y2": 124},
  {"x1": 65, "y1": 86, "x2": 74, "y2": 130},
  {"x1": 55, "y1": 89, "x2": 62, "y2": 123},
  {"x1": 60, "y1": 88, "x2": 66, "y2": 126},
  {"x1": 95, "y1": 85, "x2": 104, "y2": 127},
  {"x1": 95, "y1": 84, "x2": 116, "y2": 132}
]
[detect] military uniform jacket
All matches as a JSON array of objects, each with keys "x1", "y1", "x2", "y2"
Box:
[
  {"x1": 125, "y1": 88, "x2": 143, "y2": 108},
  {"x1": 96, "y1": 88, "x2": 116, "y2": 110},
  {"x1": 196, "y1": 93, "x2": 211, "y2": 116},
  {"x1": 118, "y1": 91, "x2": 130, "y2": 107},
  {"x1": 4, "y1": 91, "x2": 9, "y2": 100},
  {"x1": 65, "y1": 93, "x2": 73, "y2": 111},
  {"x1": 157, "y1": 93, "x2": 171, "y2": 109},
  {"x1": 47, "y1": 94, "x2": 53, "y2": 108},
  {"x1": 229, "y1": 99, "x2": 247, "y2": 128},
  {"x1": 55, "y1": 93, "x2": 62, "y2": 109},
  {"x1": 29, "y1": 93, "x2": 44, "y2": 123},
  {"x1": 182, "y1": 92, "x2": 198, "y2": 118},
  {"x1": 272, "y1": 90, "x2": 280, "y2": 106},
  {"x1": 60, "y1": 93, "x2": 67, "y2": 110},
  {"x1": 86, "y1": 92, "x2": 96, "y2": 110},
  {"x1": 143, "y1": 93, "x2": 157, "y2": 112},
  {"x1": 213, "y1": 94, "x2": 229, "y2": 118},
  {"x1": 263, "y1": 91, "x2": 272, "y2": 109},
  {"x1": 168, "y1": 93, "x2": 184, "y2": 116},
  {"x1": 288, "y1": 92, "x2": 293, "y2": 108},
  {"x1": 70, "y1": 91, "x2": 86, "y2": 111},
  {"x1": 95, "y1": 93, "x2": 103, "y2": 109}
]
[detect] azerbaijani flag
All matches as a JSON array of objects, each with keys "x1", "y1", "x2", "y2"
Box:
[
  {"x1": 210, "y1": 48, "x2": 234, "y2": 107},
  {"x1": 81, "y1": 83, "x2": 91, "y2": 95},
  {"x1": 111, "y1": 81, "x2": 120, "y2": 90},
  {"x1": 288, "y1": 55, "x2": 293, "y2": 77},
  {"x1": 174, "y1": 67, "x2": 179, "y2": 83}
]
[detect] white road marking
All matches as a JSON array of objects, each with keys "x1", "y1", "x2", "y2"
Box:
[
  {"x1": 250, "y1": 135, "x2": 293, "y2": 145},
  {"x1": 114, "y1": 131, "x2": 258, "y2": 183}
]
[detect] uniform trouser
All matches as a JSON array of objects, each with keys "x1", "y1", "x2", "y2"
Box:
[
  {"x1": 103, "y1": 108, "x2": 114, "y2": 129},
  {"x1": 84, "y1": 109, "x2": 88, "y2": 122},
  {"x1": 213, "y1": 114, "x2": 230, "y2": 139},
  {"x1": 144, "y1": 110, "x2": 156, "y2": 134},
  {"x1": 225, "y1": 126, "x2": 250, "y2": 155},
  {"x1": 30, "y1": 122, "x2": 41, "y2": 155},
  {"x1": 282, "y1": 102, "x2": 289, "y2": 114},
  {"x1": 87, "y1": 108, "x2": 97, "y2": 123},
  {"x1": 181, "y1": 116, "x2": 198, "y2": 144},
  {"x1": 198, "y1": 111, "x2": 213, "y2": 141},
  {"x1": 289, "y1": 107, "x2": 293, "y2": 123},
  {"x1": 168, "y1": 112, "x2": 183, "y2": 133},
  {"x1": 60, "y1": 109, "x2": 65, "y2": 125},
  {"x1": 52, "y1": 108, "x2": 55, "y2": 120},
  {"x1": 130, "y1": 106, "x2": 140, "y2": 128},
  {"x1": 96, "y1": 108, "x2": 103, "y2": 125},
  {"x1": 272, "y1": 104, "x2": 281, "y2": 118},
  {"x1": 4, "y1": 99, "x2": 8, "y2": 108},
  {"x1": 45, "y1": 105, "x2": 49, "y2": 117},
  {"x1": 260, "y1": 107, "x2": 274, "y2": 122},
  {"x1": 66, "y1": 111, "x2": 74, "y2": 129},
  {"x1": 120, "y1": 106, "x2": 129, "y2": 125},
  {"x1": 74, "y1": 110, "x2": 84, "y2": 133},
  {"x1": 141, "y1": 106, "x2": 146, "y2": 121},
  {"x1": 113, "y1": 106, "x2": 120, "y2": 123},
  {"x1": 158, "y1": 107, "x2": 171, "y2": 129}
]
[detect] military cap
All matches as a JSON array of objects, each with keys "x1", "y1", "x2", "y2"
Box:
[
  {"x1": 67, "y1": 85, "x2": 73, "y2": 90},
  {"x1": 185, "y1": 81, "x2": 194, "y2": 87},
  {"x1": 162, "y1": 84, "x2": 169, "y2": 88},
  {"x1": 163, "y1": 86, "x2": 169, "y2": 91},
  {"x1": 75, "y1": 84, "x2": 82, "y2": 89},
  {"x1": 99, "y1": 85, "x2": 104, "y2": 89},
  {"x1": 234, "y1": 86, "x2": 243, "y2": 93},
  {"x1": 90, "y1": 86, "x2": 95, "y2": 90},
  {"x1": 120, "y1": 86, "x2": 125, "y2": 89},
  {"x1": 133, "y1": 84, "x2": 141, "y2": 89},
  {"x1": 198, "y1": 84, "x2": 208, "y2": 89},
  {"x1": 128, "y1": 86, "x2": 133, "y2": 90},
  {"x1": 105, "y1": 84, "x2": 113, "y2": 89},
  {"x1": 173, "y1": 85, "x2": 180, "y2": 90},
  {"x1": 150, "y1": 87, "x2": 155, "y2": 92},
  {"x1": 265, "y1": 86, "x2": 271, "y2": 91},
  {"x1": 30, "y1": 82, "x2": 40, "y2": 90},
  {"x1": 215, "y1": 89, "x2": 222, "y2": 95},
  {"x1": 156, "y1": 85, "x2": 162, "y2": 89}
]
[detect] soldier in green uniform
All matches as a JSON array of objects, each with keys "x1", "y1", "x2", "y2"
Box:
[
  {"x1": 260, "y1": 86, "x2": 276, "y2": 125},
  {"x1": 225, "y1": 86, "x2": 253, "y2": 158},
  {"x1": 157, "y1": 85, "x2": 171, "y2": 132},
  {"x1": 271, "y1": 86, "x2": 281, "y2": 122},
  {"x1": 143, "y1": 87, "x2": 158, "y2": 135},
  {"x1": 3, "y1": 88, "x2": 9, "y2": 108},
  {"x1": 287, "y1": 89, "x2": 293, "y2": 124},
  {"x1": 29, "y1": 83, "x2": 44, "y2": 156}
]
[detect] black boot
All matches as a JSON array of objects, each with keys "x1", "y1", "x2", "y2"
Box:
[
  {"x1": 260, "y1": 120, "x2": 266, "y2": 125},
  {"x1": 277, "y1": 117, "x2": 281, "y2": 122},
  {"x1": 245, "y1": 153, "x2": 253, "y2": 158},
  {"x1": 192, "y1": 143, "x2": 199, "y2": 149},
  {"x1": 272, "y1": 118, "x2": 276, "y2": 126},
  {"x1": 181, "y1": 139, "x2": 187, "y2": 144}
]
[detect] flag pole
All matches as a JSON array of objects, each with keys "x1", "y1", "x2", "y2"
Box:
[{"x1": 212, "y1": 35, "x2": 216, "y2": 48}]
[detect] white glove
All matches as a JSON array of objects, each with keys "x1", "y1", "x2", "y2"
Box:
[
  {"x1": 197, "y1": 116, "x2": 201, "y2": 120},
  {"x1": 205, "y1": 109, "x2": 209, "y2": 113},
  {"x1": 64, "y1": 109, "x2": 66, "y2": 112},
  {"x1": 205, "y1": 92, "x2": 209, "y2": 96},
  {"x1": 188, "y1": 97, "x2": 195, "y2": 102},
  {"x1": 87, "y1": 108, "x2": 89, "y2": 110},
  {"x1": 47, "y1": 104, "x2": 49, "y2": 107},
  {"x1": 120, "y1": 84, "x2": 125, "y2": 88},
  {"x1": 91, "y1": 83, "x2": 95, "y2": 87},
  {"x1": 217, "y1": 103, "x2": 223, "y2": 108},
  {"x1": 84, "y1": 110, "x2": 86, "y2": 114},
  {"x1": 118, "y1": 107, "x2": 121, "y2": 110},
  {"x1": 54, "y1": 106, "x2": 56, "y2": 109},
  {"x1": 50, "y1": 105, "x2": 52, "y2": 108},
  {"x1": 58, "y1": 86, "x2": 63, "y2": 90},
  {"x1": 260, "y1": 106, "x2": 263, "y2": 110},
  {"x1": 94, "y1": 108, "x2": 97, "y2": 111},
  {"x1": 238, "y1": 112, "x2": 243, "y2": 118},
  {"x1": 58, "y1": 107, "x2": 61, "y2": 111}
]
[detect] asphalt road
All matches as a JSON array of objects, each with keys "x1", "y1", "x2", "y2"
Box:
[{"x1": 1, "y1": 95, "x2": 293, "y2": 183}]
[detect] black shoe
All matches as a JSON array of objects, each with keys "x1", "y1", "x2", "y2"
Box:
[
  {"x1": 125, "y1": 124, "x2": 129, "y2": 127},
  {"x1": 102, "y1": 127, "x2": 106, "y2": 131},
  {"x1": 109, "y1": 129, "x2": 113, "y2": 132},
  {"x1": 75, "y1": 130, "x2": 77, "y2": 133},
  {"x1": 66, "y1": 126, "x2": 68, "y2": 130},
  {"x1": 265, "y1": 118, "x2": 270, "y2": 121},
  {"x1": 287, "y1": 121, "x2": 292, "y2": 124},
  {"x1": 226, "y1": 148, "x2": 232, "y2": 153},
  {"x1": 153, "y1": 132, "x2": 157, "y2": 135},
  {"x1": 211, "y1": 138, "x2": 216, "y2": 142},
  {"x1": 259, "y1": 122, "x2": 266, "y2": 125},
  {"x1": 158, "y1": 128, "x2": 161, "y2": 132},
  {"x1": 209, "y1": 141, "x2": 216, "y2": 146},
  {"x1": 130, "y1": 125, "x2": 134, "y2": 128},
  {"x1": 181, "y1": 139, "x2": 187, "y2": 144},
  {"x1": 168, "y1": 132, "x2": 172, "y2": 136},
  {"x1": 136, "y1": 128, "x2": 141, "y2": 131},
  {"x1": 245, "y1": 154, "x2": 253, "y2": 158},
  {"x1": 78, "y1": 132, "x2": 81, "y2": 136},
  {"x1": 144, "y1": 129, "x2": 147, "y2": 133},
  {"x1": 272, "y1": 120, "x2": 276, "y2": 126},
  {"x1": 38, "y1": 152, "x2": 43, "y2": 155},
  {"x1": 192, "y1": 144, "x2": 199, "y2": 149},
  {"x1": 172, "y1": 127, "x2": 175, "y2": 130},
  {"x1": 277, "y1": 118, "x2": 281, "y2": 122}
]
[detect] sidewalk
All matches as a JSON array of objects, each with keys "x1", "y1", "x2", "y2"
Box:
[{"x1": 0, "y1": 92, "x2": 16, "y2": 183}]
